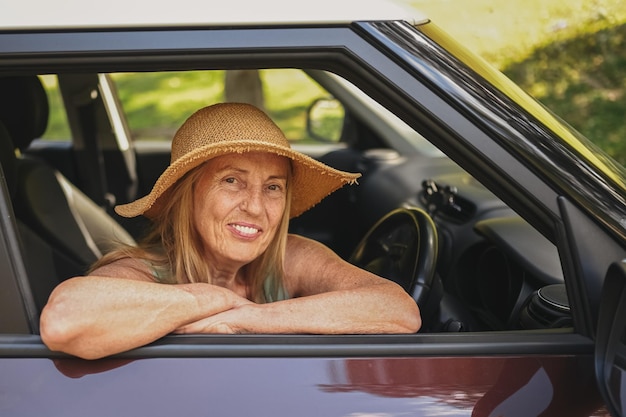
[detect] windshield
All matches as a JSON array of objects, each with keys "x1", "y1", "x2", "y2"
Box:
[
  {"x1": 363, "y1": 20, "x2": 626, "y2": 239},
  {"x1": 416, "y1": 21, "x2": 626, "y2": 190}
]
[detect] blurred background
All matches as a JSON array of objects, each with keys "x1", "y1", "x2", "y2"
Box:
[
  {"x1": 398, "y1": 0, "x2": 626, "y2": 165},
  {"x1": 41, "y1": 0, "x2": 625, "y2": 166}
]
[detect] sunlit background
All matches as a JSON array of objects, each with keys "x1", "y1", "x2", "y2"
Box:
[
  {"x1": 396, "y1": 0, "x2": 626, "y2": 165},
  {"x1": 41, "y1": 0, "x2": 625, "y2": 165}
]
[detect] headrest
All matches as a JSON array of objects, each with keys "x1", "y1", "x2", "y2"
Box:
[
  {"x1": 0, "y1": 76, "x2": 49, "y2": 152},
  {"x1": 0, "y1": 122, "x2": 17, "y2": 199}
]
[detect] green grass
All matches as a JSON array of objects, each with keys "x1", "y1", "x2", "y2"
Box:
[
  {"x1": 109, "y1": 70, "x2": 328, "y2": 142},
  {"x1": 399, "y1": 0, "x2": 626, "y2": 164},
  {"x1": 112, "y1": 71, "x2": 226, "y2": 140},
  {"x1": 505, "y1": 24, "x2": 626, "y2": 164},
  {"x1": 400, "y1": 0, "x2": 626, "y2": 67}
]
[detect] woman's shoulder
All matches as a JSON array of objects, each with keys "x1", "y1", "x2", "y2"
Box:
[
  {"x1": 286, "y1": 233, "x2": 339, "y2": 262},
  {"x1": 287, "y1": 233, "x2": 322, "y2": 255},
  {"x1": 89, "y1": 256, "x2": 156, "y2": 282},
  {"x1": 287, "y1": 233, "x2": 325, "y2": 248}
]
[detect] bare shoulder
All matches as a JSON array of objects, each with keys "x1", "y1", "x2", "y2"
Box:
[
  {"x1": 286, "y1": 233, "x2": 337, "y2": 257},
  {"x1": 285, "y1": 234, "x2": 379, "y2": 296},
  {"x1": 90, "y1": 257, "x2": 155, "y2": 282}
]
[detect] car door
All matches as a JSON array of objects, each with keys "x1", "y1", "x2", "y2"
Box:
[
  {"x1": 595, "y1": 260, "x2": 626, "y2": 417},
  {"x1": 1, "y1": 16, "x2": 624, "y2": 417},
  {"x1": 557, "y1": 194, "x2": 626, "y2": 417}
]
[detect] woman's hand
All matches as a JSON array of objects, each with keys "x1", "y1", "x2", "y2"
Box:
[{"x1": 173, "y1": 303, "x2": 256, "y2": 334}]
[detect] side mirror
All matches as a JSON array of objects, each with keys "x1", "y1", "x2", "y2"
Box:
[{"x1": 306, "y1": 97, "x2": 344, "y2": 142}]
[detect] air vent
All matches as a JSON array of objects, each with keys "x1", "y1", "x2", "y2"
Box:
[{"x1": 420, "y1": 179, "x2": 475, "y2": 223}]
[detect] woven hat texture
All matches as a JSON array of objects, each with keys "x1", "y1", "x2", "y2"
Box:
[{"x1": 115, "y1": 102, "x2": 361, "y2": 219}]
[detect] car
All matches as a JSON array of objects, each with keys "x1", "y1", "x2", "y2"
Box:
[{"x1": 0, "y1": 0, "x2": 625, "y2": 415}]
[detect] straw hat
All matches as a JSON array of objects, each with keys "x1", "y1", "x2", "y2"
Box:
[{"x1": 115, "y1": 102, "x2": 361, "y2": 219}]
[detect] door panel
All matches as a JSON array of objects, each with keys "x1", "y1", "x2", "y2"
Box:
[
  {"x1": 0, "y1": 355, "x2": 608, "y2": 416},
  {"x1": 596, "y1": 260, "x2": 626, "y2": 417}
]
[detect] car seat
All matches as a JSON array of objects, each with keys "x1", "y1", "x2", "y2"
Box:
[
  {"x1": 0, "y1": 76, "x2": 136, "y2": 311},
  {"x1": 0, "y1": 121, "x2": 64, "y2": 317}
]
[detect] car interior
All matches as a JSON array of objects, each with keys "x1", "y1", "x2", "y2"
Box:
[{"x1": 0, "y1": 71, "x2": 573, "y2": 336}]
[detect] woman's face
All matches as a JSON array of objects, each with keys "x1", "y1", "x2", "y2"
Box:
[{"x1": 193, "y1": 151, "x2": 289, "y2": 269}]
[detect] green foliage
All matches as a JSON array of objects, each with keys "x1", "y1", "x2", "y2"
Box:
[
  {"x1": 504, "y1": 23, "x2": 626, "y2": 164},
  {"x1": 402, "y1": 0, "x2": 626, "y2": 164},
  {"x1": 39, "y1": 75, "x2": 71, "y2": 140},
  {"x1": 261, "y1": 69, "x2": 330, "y2": 141},
  {"x1": 109, "y1": 69, "x2": 326, "y2": 142},
  {"x1": 112, "y1": 71, "x2": 226, "y2": 140}
]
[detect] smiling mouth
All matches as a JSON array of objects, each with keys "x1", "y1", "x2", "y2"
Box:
[{"x1": 231, "y1": 224, "x2": 260, "y2": 237}]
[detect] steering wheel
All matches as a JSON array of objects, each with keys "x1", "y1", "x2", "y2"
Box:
[{"x1": 349, "y1": 207, "x2": 438, "y2": 308}]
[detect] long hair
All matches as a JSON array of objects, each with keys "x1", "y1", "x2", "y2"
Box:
[{"x1": 90, "y1": 161, "x2": 291, "y2": 303}]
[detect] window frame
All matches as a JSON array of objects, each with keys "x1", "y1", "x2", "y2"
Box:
[{"x1": 0, "y1": 21, "x2": 618, "y2": 350}]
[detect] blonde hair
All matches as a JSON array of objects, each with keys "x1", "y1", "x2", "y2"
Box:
[{"x1": 91, "y1": 160, "x2": 291, "y2": 303}]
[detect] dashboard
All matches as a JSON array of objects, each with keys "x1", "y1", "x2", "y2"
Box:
[{"x1": 328, "y1": 149, "x2": 571, "y2": 332}]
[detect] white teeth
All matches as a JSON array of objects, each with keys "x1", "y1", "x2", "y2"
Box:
[{"x1": 232, "y1": 224, "x2": 259, "y2": 235}]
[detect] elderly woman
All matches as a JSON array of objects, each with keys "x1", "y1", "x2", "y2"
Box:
[{"x1": 40, "y1": 103, "x2": 421, "y2": 360}]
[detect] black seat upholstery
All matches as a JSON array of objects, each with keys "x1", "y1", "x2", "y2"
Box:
[
  {"x1": 0, "y1": 76, "x2": 135, "y2": 309},
  {"x1": 0, "y1": 77, "x2": 49, "y2": 153},
  {"x1": 0, "y1": 121, "x2": 78, "y2": 313}
]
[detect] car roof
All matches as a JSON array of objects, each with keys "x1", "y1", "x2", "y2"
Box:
[{"x1": 0, "y1": 0, "x2": 427, "y2": 30}]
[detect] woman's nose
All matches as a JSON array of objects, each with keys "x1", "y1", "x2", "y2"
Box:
[{"x1": 240, "y1": 187, "x2": 263, "y2": 214}]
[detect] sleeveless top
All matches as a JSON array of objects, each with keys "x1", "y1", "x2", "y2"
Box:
[
  {"x1": 262, "y1": 274, "x2": 289, "y2": 302},
  {"x1": 147, "y1": 261, "x2": 289, "y2": 303}
]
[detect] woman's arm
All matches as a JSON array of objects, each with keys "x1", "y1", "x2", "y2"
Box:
[
  {"x1": 40, "y1": 258, "x2": 249, "y2": 360},
  {"x1": 175, "y1": 235, "x2": 421, "y2": 335}
]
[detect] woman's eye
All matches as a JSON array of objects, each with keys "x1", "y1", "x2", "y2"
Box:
[{"x1": 224, "y1": 177, "x2": 237, "y2": 184}]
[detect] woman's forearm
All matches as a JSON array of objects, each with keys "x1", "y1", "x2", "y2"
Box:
[
  {"x1": 258, "y1": 284, "x2": 420, "y2": 334},
  {"x1": 175, "y1": 281, "x2": 421, "y2": 335},
  {"x1": 40, "y1": 276, "x2": 245, "y2": 359}
]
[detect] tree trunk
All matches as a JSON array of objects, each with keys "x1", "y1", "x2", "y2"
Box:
[{"x1": 224, "y1": 70, "x2": 265, "y2": 111}]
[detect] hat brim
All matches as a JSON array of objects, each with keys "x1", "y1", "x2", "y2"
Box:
[{"x1": 115, "y1": 140, "x2": 360, "y2": 219}]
